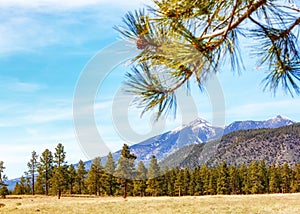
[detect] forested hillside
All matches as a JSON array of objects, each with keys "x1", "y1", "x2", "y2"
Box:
[{"x1": 161, "y1": 123, "x2": 300, "y2": 168}]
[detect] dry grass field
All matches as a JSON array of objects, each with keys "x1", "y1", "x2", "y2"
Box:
[{"x1": 0, "y1": 193, "x2": 299, "y2": 214}]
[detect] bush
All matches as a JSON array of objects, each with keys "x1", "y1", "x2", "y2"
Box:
[{"x1": 0, "y1": 186, "x2": 9, "y2": 199}]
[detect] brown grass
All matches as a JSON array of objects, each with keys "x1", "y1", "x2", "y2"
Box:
[{"x1": 0, "y1": 193, "x2": 299, "y2": 214}]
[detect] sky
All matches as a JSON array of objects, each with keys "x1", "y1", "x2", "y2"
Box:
[{"x1": 0, "y1": 0, "x2": 300, "y2": 179}]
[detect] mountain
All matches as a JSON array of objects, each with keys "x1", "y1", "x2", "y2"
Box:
[
  {"x1": 113, "y1": 118, "x2": 224, "y2": 165},
  {"x1": 224, "y1": 115, "x2": 294, "y2": 134},
  {"x1": 160, "y1": 123, "x2": 300, "y2": 168},
  {"x1": 70, "y1": 115, "x2": 296, "y2": 169}
]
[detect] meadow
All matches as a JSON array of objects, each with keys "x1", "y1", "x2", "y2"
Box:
[{"x1": 0, "y1": 193, "x2": 299, "y2": 214}]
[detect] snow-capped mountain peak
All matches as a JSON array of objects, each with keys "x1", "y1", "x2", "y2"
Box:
[{"x1": 224, "y1": 115, "x2": 295, "y2": 134}]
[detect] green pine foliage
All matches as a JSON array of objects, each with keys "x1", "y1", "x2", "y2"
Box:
[
  {"x1": 50, "y1": 143, "x2": 68, "y2": 199},
  {"x1": 115, "y1": 0, "x2": 300, "y2": 119},
  {"x1": 114, "y1": 144, "x2": 137, "y2": 198},
  {"x1": 75, "y1": 160, "x2": 88, "y2": 194},
  {"x1": 86, "y1": 157, "x2": 104, "y2": 196},
  {"x1": 37, "y1": 149, "x2": 53, "y2": 195},
  {"x1": 134, "y1": 161, "x2": 147, "y2": 197},
  {"x1": 103, "y1": 152, "x2": 116, "y2": 196},
  {"x1": 27, "y1": 150, "x2": 38, "y2": 195}
]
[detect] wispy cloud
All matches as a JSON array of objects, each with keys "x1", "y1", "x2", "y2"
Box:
[
  {"x1": 0, "y1": 2, "x2": 134, "y2": 56},
  {"x1": 0, "y1": 78, "x2": 43, "y2": 92}
]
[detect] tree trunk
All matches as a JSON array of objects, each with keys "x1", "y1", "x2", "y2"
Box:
[
  {"x1": 32, "y1": 173, "x2": 35, "y2": 195},
  {"x1": 123, "y1": 181, "x2": 127, "y2": 199},
  {"x1": 58, "y1": 189, "x2": 61, "y2": 199}
]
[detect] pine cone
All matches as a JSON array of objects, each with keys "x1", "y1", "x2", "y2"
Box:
[{"x1": 136, "y1": 36, "x2": 149, "y2": 50}]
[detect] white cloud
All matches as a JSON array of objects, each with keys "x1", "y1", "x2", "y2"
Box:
[
  {"x1": 0, "y1": 78, "x2": 43, "y2": 92},
  {"x1": 0, "y1": 0, "x2": 153, "y2": 56}
]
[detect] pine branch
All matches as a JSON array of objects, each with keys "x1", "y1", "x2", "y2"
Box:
[{"x1": 201, "y1": 0, "x2": 267, "y2": 40}]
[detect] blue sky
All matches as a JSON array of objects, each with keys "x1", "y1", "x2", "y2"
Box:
[{"x1": 0, "y1": 0, "x2": 299, "y2": 179}]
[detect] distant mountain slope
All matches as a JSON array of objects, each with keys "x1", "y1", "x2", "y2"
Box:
[
  {"x1": 114, "y1": 118, "x2": 223, "y2": 165},
  {"x1": 161, "y1": 123, "x2": 300, "y2": 168},
  {"x1": 224, "y1": 115, "x2": 294, "y2": 134}
]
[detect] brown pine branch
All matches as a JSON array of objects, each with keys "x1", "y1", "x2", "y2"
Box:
[{"x1": 201, "y1": 0, "x2": 267, "y2": 40}]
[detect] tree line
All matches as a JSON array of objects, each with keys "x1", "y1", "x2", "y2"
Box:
[{"x1": 1, "y1": 143, "x2": 300, "y2": 198}]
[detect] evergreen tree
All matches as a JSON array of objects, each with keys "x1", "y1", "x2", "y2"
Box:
[
  {"x1": 200, "y1": 165, "x2": 210, "y2": 195},
  {"x1": 103, "y1": 152, "x2": 116, "y2": 196},
  {"x1": 258, "y1": 160, "x2": 268, "y2": 194},
  {"x1": 291, "y1": 163, "x2": 300, "y2": 193},
  {"x1": 37, "y1": 149, "x2": 53, "y2": 195},
  {"x1": 134, "y1": 161, "x2": 147, "y2": 197},
  {"x1": 166, "y1": 168, "x2": 177, "y2": 196},
  {"x1": 239, "y1": 164, "x2": 249, "y2": 194},
  {"x1": 207, "y1": 169, "x2": 217, "y2": 195},
  {"x1": 248, "y1": 161, "x2": 264, "y2": 194},
  {"x1": 27, "y1": 150, "x2": 38, "y2": 195},
  {"x1": 174, "y1": 169, "x2": 184, "y2": 196},
  {"x1": 229, "y1": 166, "x2": 241, "y2": 194},
  {"x1": 67, "y1": 165, "x2": 77, "y2": 194},
  {"x1": 51, "y1": 143, "x2": 67, "y2": 199},
  {"x1": 116, "y1": 0, "x2": 300, "y2": 119},
  {"x1": 114, "y1": 144, "x2": 136, "y2": 198},
  {"x1": 16, "y1": 176, "x2": 31, "y2": 194},
  {"x1": 188, "y1": 168, "x2": 196, "y2": 196},
  {"x1": 268, "y1": 164, "x2": 281, "y2": 193},
  {"x1": 281, "y1": 163, "x2": 291, "y2": 193},
  {"x1": 0, "y1": 161, "x2": 7, "y2": 188},
  {"x1": 146, "y1": 156, "x2": 161, "y2": 196},
  {"x1": 217, "y1": 162, "x2": 229, "y2": 195},
  {"x1": 75, "y1": 160, "x2": 87, "y2": 194},
  {"x1": 86, "y1": 157, "x2": 104, "y2": 196},
  {"x1": 0, "y1": 161, "x2": 8, "y2": 198},
  {"x1": 182, "y1": 168, "x2": 190, "y2": 196}
]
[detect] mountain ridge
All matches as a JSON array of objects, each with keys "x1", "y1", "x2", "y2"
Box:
[{"x1": 160, "y1": 123, "x2": 300, "y2": 168}]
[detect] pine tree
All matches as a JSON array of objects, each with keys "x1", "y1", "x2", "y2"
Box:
[
  {"x1": 114, "y1": 144, "x2": 136, "y2": 198},
  {"x1": 229, "y1": 166, "x2": 241, "y2": 194},
  {"x1": 146, "y1": 156, "x2": 161, "y2": 196},
  {"x1": 86, "y1": 157, "x2": 104, "y2": 196},
  {"x1": 0, "y1": 161, "x2": 8, "y2": 198},
  {"x1": 182, "y1": 168, "x2": 190, "y2": 196},
  {"x1": 166, "y1": 168, "x2": 177, "y2": 196},
  {"x1": 258, "y1": 160, "x2": 268, "y2": 193},
  {"x1": 75, "y1": 160, "x2": 87, "y2": 194},
  {"x1": 248, "y1": 161, "x2": 263, "y2": 194},
  {"x1": 188, "y1": 168, "x2": 196, "y2": 196},
  {"x1": 174, "y1": 169, "x2": 184, "y2": 196},
  {"x1": 116, "y1": 0, "x2": 300, "y2": 119},
  {"x1": 207, "y1": 169, "x2": 217, "y2": 195},
  {"x1": 37, "y1": 149, "x2": 53, "y2": 195},
  {"x1": 268, "y1": 164, "x2": 281, "y2": 193},
  {"x1": 0, "y1": 161, "x2": 7, "y2": 188},
  {"x1": 103, "y1": 152, "x2": 116, "y2": 196},
  {"x1": 134, "y1": 161, "x2": 147, "y2": 197},
  {"x1": 239, "y1": 164, "x2": 249, "y2": 194},
  {"x1": 51, "y1": 143, "x2": 67, "y2": 199},
  {"x1": 13, "y1": 182, "x2": 22, "y2": 195},
  {"x1": 27, "y1": 150, "x2": 38, "y2": 195},
  {"x1": 217, "y1": 162, "x2": 229, "y2": 195},
  {"x1": 291, "y1": 163, "x2": 300, "y2": 193},
  {"x1": 200, "y1": 165, "x2": 209, "y2": 195},
  {"x1": 281, "y1": 163, "x2": 291, "y2": 193},
  {"x1": 67, "y1": 165, "x2": 77, "y2": 194}
]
